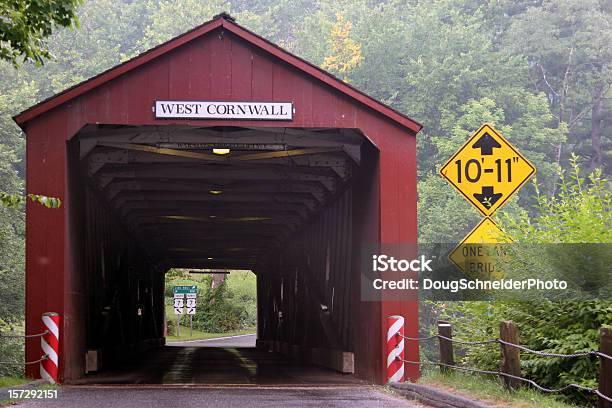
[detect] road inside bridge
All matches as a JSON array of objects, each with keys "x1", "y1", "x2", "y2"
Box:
[
  {"x1": 15, "y1": 333, "x2": 427, "y2": 407},
  {"x1": 69, "y1": 334, "x2": 361, "y2": 386}
]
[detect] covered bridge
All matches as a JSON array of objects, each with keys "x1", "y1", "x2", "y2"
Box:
[{"x1": 14, "y1": 13, "x2": 422, "y2": 384}]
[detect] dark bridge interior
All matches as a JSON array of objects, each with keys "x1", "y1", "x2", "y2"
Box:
[{"x1": 79, "y1": 124, "x2": 362, "y2": 269}]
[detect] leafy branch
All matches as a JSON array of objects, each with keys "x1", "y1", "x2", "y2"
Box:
[{"x1": 0, "y1": 192, "x2": 61, "y2": 209}]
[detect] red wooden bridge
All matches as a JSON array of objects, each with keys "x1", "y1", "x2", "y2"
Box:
[{"x1": 13, "y1": 13, "x2": 422, "y2": 384}]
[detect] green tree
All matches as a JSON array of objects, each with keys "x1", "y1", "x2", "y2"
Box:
[
  {"x1": 0, "y1": 0, "x2": 82, "y2": 66},
  {"x1": 504, "y1": 0, "x2": 612, "y2": 171},
  {"x1": 0, "y1": 145, "x2": 24, "y2": 327},
  {"x1": 141, "y1": 0, "x2": 229, "y2": 49},
  {"x1": 191, "y1": 277, "x2": 248, "y2": 332}
]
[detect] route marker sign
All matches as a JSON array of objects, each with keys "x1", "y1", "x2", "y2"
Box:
[
  {"x1": 173, "y1": 295, "x2": 184, "y2": 315},
  {"x1": 186, "y1": 293, "x2": 197, "y2": 315},
  {"x1": 449, "y1": 217, "x2": 511, "y2": 280},
  {"x1": 173, "y1": 286, "x2": 197, "y2": 315},
  {"x1": 440, "y1": 124, "x2": 535, "y2": 216}
]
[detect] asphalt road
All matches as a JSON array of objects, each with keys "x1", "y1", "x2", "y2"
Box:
[
  {"x1": 168, "y1": 333, "x2": 257, "y2": 348},
  {"x1": 14, "y1": 386, "x2": 426, "y2": 407}
]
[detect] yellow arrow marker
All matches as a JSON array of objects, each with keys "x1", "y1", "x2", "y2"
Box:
[
  {"x1": 449, "y1": 217, "x2": 512, "y2": 280},
  {"x1": 440, "y1": 124, "x2": 535, "y2": 216}
]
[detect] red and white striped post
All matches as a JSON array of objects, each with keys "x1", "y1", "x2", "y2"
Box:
[
  {"x1": 386, "y1": 315, "x2": 405, "y2": 383},
  {"x1": 40, "y1": 312, "x2": 60, "y2": 384}
]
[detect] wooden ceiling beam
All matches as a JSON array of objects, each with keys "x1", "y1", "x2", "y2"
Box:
[{"x1": 116, "y1": 200, "x2": 311, "y2": 220}]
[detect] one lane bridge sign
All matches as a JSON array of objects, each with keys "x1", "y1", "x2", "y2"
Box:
[
  {"x1": 440, "y1": 124, "x2": 535, "y2": 216},
  {"x1": 449, "y1": 217, "x2": 512, "y2": 280}
]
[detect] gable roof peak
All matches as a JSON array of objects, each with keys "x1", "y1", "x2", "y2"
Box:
[{"x1": 213, "y1": 12, "x2": 236, "y2": 22}]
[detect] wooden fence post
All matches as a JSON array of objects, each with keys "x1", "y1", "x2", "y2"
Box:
[
  {"x1": 438, "y1": 320, "x2": 454, "y2": 372},
  {"x1": 499, "y1": 321, "x2": 521, "y2": 390},
  {"x1": 599, "y1": 327, "x2": 611, "y2": 408}
]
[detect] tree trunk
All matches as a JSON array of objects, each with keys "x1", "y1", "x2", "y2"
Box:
[{"x1": 211, "y1": 273, "x2": 226, "y2": 289}]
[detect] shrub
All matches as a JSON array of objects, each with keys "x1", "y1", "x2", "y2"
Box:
[{"x1": 191, "y1": 279, "x2": 248, "y2": 332}]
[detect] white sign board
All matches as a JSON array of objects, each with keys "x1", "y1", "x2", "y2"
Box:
[
  {"x1": 173, "y1": 293, "x2": 184, "y2": 315},
  {"x1": 173, "y1": 302, "x2": 184, "y2": 315},
  {"x1": 155, "y1": 101, "x2": 293, "y2": 120},
  {"x1": 186, "y1": 293, "x2": 196, "y2": 314}
]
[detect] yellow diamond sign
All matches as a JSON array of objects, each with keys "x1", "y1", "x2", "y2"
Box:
[
  {"x1": 449, "y1": 218, "x2": 512, "y2": 280},
  {"x1": 440, "y1": 124, "x2": 535, "y2": 216}
]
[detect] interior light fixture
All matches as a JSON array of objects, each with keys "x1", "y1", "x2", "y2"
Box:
[
  {"x1": 209, "y1": 215, "x2": 217, "y2": 218},
  {"x1": 207, "y1": 257, "x2": 214, "y2": 260},
  {"x1": 212, "y1": 148, "x2": 231, "y2": 155},
  {"x1": 208, "y1": 190, "x2": 223, "y2": 195}
]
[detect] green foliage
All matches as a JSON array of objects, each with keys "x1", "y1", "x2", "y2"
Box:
[
  {"x1": 504, "y1": 0, "x2": 612, "y2": 169},
  {"x1": 0, "y1": 193, "x2": 61, "y2": 209},
  {"x1": 0, "y1": 338, "x2": 24, "y2": 376},
  {"x1": 436, "y1": 300, "x2": 610, "y2": 406},
  {"x1": 500, "y1": 155, "x2": 611, "y2": 243},
  {"x1": 490, "y1": 157, "x2": 612, "y2": 300},
  {"x1": 430, "y1": 160, "x2": 611, "y2": 406},
  {"x1": 225, "y1": 271, "x2": 257, "y2": 327},
  {"x1": 0, "y1": 0, "x2": 82, "y2": 66},
  {"x1": 0, "y1": 144, "x2": 24, "y2": 329},
  {"x1": 192, "y1": 279, "x2": 245, "y2": 332},
  {"x1": 141, "y1": 0, "x2": 229, "y2": 49},
  {"x1": 0, "y1": 214, "x2": 24, "y2": 328},
  {"x1": 165, "y1": 271, "x2": 256, "y2": 333}
]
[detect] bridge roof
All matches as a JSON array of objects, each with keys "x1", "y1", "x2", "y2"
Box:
[{"x1": 13, "y1": 12, "x2": 422, "y2": 133}]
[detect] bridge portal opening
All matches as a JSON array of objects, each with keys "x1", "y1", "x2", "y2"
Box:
[{"x1": 65, "y1": 124, "x2": 374, "y2": 384}]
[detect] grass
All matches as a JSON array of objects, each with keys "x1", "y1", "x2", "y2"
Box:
[
  {"x1": 0, "y1": 376, "x2": 29, "y2": 387},
  {"x1": 165, "y1": 300, "x2": 255, "y2": 342},
  {"x1": 419, "y1": 369, "x2": 584, "y2": 408},
  {"x1": 166, "y1": 326, "x2": 256, "y2": 342}
]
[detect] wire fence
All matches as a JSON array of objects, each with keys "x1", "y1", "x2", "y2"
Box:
[
  {"x1": 0, "y1": 355, "x2": 48, "y2": 366},
  {"x1": 0, "y1": 330, "x2": 48, "y2": 339},
  {"x1": 396, "y1": 325, "x2": 612, "y2": 404},
  {"x1": 402, "y1": 333, "x2": 612, "y2": 360},
  {"x1": 0, "y1": 330, "x2": 49, "y2": 367}
]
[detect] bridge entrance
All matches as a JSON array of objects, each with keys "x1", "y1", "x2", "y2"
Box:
[{"x1": 14, "y1": 13, "x2": 421, "y2": 384}]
